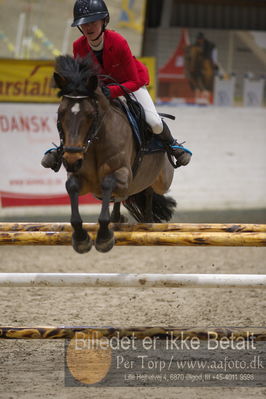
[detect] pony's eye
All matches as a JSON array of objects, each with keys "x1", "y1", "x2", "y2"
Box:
[{"x1": 86, "y1": 111, "x2": 97, "y2": 120}]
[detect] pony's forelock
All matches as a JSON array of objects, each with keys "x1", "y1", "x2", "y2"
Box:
[{"x1": 54, "y1": 55, "x2": 100, "y2": 97}]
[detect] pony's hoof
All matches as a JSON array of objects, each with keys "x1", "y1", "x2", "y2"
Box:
[
  {"x1": 95, "y1": 232, "x2": 115, "y2": 253},
  {"x1": 72, "y1": 233, "x2": 93, "y2": 254}
]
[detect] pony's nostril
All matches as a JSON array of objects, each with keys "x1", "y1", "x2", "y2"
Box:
[{"x1": 75, "y1": 159, "x2": 83, "y2": 170}]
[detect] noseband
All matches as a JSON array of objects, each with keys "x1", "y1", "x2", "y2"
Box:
[{"x1": 60, "y1": 94, "x2": 100, "y2": 154}]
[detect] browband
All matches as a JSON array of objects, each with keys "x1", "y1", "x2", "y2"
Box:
[{"x1": 64, "y1": 94, "x2": 89, "y2": 99}]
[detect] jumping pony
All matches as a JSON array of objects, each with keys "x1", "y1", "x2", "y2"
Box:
[{"x1": 53, "y1": 55, "x2": 176, "y2": 253}]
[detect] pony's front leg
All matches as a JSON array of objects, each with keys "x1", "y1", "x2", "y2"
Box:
[
  {"x1": 95, "y1": 174, "x2": 117, "y2": 253},
  {"x1": 66, "y1": 175, "x2": 93, "y2": 254}
]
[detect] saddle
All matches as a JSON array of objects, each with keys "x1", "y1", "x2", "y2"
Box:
[{"x1": 112, "y1": 95, "x2": 174, "y2": 176}]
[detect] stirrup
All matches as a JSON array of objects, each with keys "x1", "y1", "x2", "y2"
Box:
[
  {"x1": 167, "y1": 143, "x2": 192, "y2": 169},
  {"x1": 170, "y1": 143, "x2": 192, "y2": 156}
]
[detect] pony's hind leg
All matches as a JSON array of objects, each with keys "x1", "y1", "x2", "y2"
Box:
[
  {"x1": 95, "y1": 174, "x2": 117, "y2": 253},
  {"x1": 144, "y1": 187, "x2": 154, "y2": 222},
  {"x1": 110, "y1": 202, "x2": 128, "y2": 223},
  {"x1": 66, "y1": 175, "x2": 93, "y2": 254},
  {"x1": 122, "y1": 187, "x2": 154, "y2": 222}
]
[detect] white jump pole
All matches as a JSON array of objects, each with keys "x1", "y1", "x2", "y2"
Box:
[
  {"x1": 15, "y1": 12, "x2": 26, "y2": 58},
  {"x1": 61, "y1": 18, "x2": 72, "y2": 54},
  {"x1": 0, "y1": 273, "x2": 265, "y2": 289}
]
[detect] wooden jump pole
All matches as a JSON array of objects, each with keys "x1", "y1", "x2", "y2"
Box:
[
  {"x1": 0, "y1": 273, "x2": 266, "y2": 288},
  {"x1": 0, "y1": 326, "x2": 266, "y2": 340},
  {"x1": 0, "y1": 222, "x2": 266, "y2": 233},
  {"x1": 0, "y1": 231, "x2": 265, "y2": 246}
]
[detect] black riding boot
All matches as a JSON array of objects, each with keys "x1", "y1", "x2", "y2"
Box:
[
  {"x1": 157, "y1": 121, "x2": 192, "y2": 167},
  {"x1": 41, "y1": 121, "x2": 63, "y2": 172}
]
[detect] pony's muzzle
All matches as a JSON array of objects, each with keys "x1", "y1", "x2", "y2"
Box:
[{"x1": 63, "y1": 153, "x2": 83, "y2": 172}]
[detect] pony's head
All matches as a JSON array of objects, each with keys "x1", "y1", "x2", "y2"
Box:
[{"x1": 53, "y1": 55, "x2": 106, "y2": 172}]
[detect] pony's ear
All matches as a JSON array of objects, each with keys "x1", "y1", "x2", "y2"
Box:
[
  {"x1": 53, "y1": 72, "x2": 67, "y2": 89},
  {"x1": 87, "y1": 75, "x2": 98, "y2": 92}
]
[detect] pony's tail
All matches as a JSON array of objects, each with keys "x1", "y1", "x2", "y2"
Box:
[{"x1": 123, "y1": 190, "x2": 176, "y2": 223}]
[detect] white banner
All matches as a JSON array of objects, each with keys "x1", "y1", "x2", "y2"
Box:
[
  {"x1": 0, "y1": 103, "x2": 98, "y2": 207},
  {"x1": 214, "y1": 76, "x2": 236, "y2": 106},
  {"x1": 0, "y1": 103, "x2": 65, "y2": 195},
  {"x1": 243, "y1": 78, "x2": 265, "y2": 107}
]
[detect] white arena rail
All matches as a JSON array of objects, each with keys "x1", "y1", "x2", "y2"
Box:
[{"x1": 0, "y1": 273, "x2": 265, "y2": 288}]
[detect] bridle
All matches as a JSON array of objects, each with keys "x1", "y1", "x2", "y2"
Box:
[{"x1": 59, "y1": 94, "x2": 102, "y2": 154}]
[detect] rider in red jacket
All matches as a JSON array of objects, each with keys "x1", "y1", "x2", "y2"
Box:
[
  {"x1": 42, "y1": 0, "x2": 191, "y2": 171},
  {"x1": 73, "y1": 30, "x2": 150, "y2": 98}
]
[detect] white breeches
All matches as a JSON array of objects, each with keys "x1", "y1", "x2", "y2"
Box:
[
  {"x1": 212, "y1": 48, "x2": 218, "y2": 64},
  {"x1": 129, "y1": 86, "x2": 163, "y2": 134}
]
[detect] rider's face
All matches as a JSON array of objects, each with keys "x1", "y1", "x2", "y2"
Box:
[{"x1": 80, "y1": 20, "x2": 103, "y2": 42}]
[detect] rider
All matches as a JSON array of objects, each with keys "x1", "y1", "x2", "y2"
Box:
[{"x1": 41, "y1": 0, "x2": 192, "y2": 171}]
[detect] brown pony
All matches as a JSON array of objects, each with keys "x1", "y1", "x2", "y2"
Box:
[
  {"x1": 53, "y1": 55, "x2": 175, "y2": 253},
  {"x1": 184, "y1": 44, "x2": 215, "y2": 93}
]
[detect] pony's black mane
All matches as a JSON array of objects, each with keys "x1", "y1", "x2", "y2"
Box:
[{"x1": 54, "y1": 54, "x2": 100, "y2": 97}]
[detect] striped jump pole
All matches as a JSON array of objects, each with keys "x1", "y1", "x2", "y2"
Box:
[
  {"x1": 0, "y1": 326, "x2": 266, "y2": 340},
  {"x1": 1, "y1": 223, "x2": 265, "y2": 246},
  {"x1": 0, "y1": 231, "x2": 265, "y2": 246},
  {"x1": 0, "y1": 273, "x2": 266, "y2": 288},
  {"x1": 0, "y1": 222, "x2": 266, "y2": 233}
]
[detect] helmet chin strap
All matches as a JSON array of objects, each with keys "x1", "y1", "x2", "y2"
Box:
[
  {"x1": 77, "y1": 26, "x2": 84, "y2": 35},
  {"x1": 90, "y1": 21, "x2": 106, "y2": 42}
]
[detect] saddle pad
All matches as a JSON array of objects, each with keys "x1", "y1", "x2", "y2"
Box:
[{"x1": 115, "y1": 99, "x2": 165, "y2": 154}]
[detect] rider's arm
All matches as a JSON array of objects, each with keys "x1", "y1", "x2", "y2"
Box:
[
  {"x1": 73, "y1": 32, "x2": 149, "y2": 99},
  {"x1": 102, "y1": 31, "x2": 149, "y2": 98}
]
